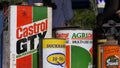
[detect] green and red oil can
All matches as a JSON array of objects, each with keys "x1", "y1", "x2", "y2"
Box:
[
  {"x1": 2, "y1": 5, "x2": 52, "y2": 68},
  {"x1": 55, "y1": 27, "x2": 93, "y2": 68}
]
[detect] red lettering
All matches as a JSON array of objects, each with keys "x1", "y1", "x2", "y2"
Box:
[
  {"x1": 34, "y1": 23, "x2": 39, "y2": 34},
  {"x1": 40, "y1": 22, "x2": 45, "y2": 31},
  {"x1": 16, "y1": 19, "x2": 48, "y2": 39},
  {"x1": 23, "y1": 27, "x2": 28, "y2": 37},
  {"x1": 46, "y1": 19, "x2": 48, "y2": 30},
  {"x1": 16, "y1": 28, "x2": 22, "y2": 39},
  {"x1": 28, "y1": 26, "x2": 33, "y2": 35},
  {"x1": 56, "y1": 33, "x2": 69, "y2": 39}
]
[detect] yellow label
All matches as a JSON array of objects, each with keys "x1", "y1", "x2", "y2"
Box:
[{"x1": 43, "y1": 39, "x2": 66, "y2": 48}]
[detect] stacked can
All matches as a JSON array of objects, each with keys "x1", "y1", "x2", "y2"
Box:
[
  {"x1": 97, "y1": 36, "x2": 120, "y2": 68},
  {"x1": 42, "y1": 38, "x2": 66, "y2": 68},
  {"x1": 55, "y1": 28, "x2": 93, "y2": 68}
]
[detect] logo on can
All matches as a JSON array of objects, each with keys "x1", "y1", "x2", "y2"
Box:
[
  {"x1": 47, "y1": 53, "x2": 65, "y2": 67},
  {"x1": 106, "y1": 55, "x2": 119, "y2": 68}
]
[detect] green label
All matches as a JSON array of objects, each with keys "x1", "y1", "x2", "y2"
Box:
[
  {"x1": 33, "y1": 7, "x2": 47, "y2": 22},
  {"x1": 71, "y1": 46, "x2": 92, "y2": 68},
  {"x1": 72, "y1": 33, "x2": 88, "y2": 38}
]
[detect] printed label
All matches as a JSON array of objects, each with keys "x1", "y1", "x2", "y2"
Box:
[
  {"x1": 43, "y1": 39, "x2": 66, "y2": 68},
  {"x1": 2, "y1": 5, "x2": 52, "y2": 68},
  {"x1": 56, "y1": 30, "x2": 93, "y2": 68},
  {"x1": 106, "y1": 56, "x2": 119, "y2": 68},
  {"x1": 103, "y1": 46, "x2": 120, "y2": 68}
]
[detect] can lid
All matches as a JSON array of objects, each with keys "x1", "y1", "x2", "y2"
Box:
[{"x1": 97, "y1": 39, "x2": 107, "y2": 43}]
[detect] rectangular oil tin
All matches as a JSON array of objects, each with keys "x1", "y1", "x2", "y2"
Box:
[
  {"x1": 56, "y1": 29, "x2": 93, "y2": 68},
  {"x1": 2, "y1": 5, "x2": 52, "y2": 68},
  {"x1": 98, "y1": 45, "x2": 120, "y2": 68},
  {"x1": 42, "y1": 38, "x2": 66, "y2": 68}
]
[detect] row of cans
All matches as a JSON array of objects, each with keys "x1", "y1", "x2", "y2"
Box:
[
  {"x1": 2, "y1": 5, "x2": 93, "y2": 68},
  {"x1": 2, "y1": 5, "x2": 119, "y2": 68},
  {"x1": 41, "y1": 23, "x2": 120, "y2": 68},
  {"x1": 40, "y1": 28, "x2": 93, "y2": 68},
  {"x1": 37, "y1": 28, "x2": 93, "y2": 68},
  {"x1": 42, "y1": 28, "x2": 120, "y2": 68}
]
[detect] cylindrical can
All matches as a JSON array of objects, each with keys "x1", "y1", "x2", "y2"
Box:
[
  {"x1": 42, "y1": 38, "x2": 66, "y2": 68},
  {"x1": 100, "y1": 45, "x2": 120, "y2": 68},
  {"x1": 55, "y1": 28, "x2": 93, "y2": 68}
]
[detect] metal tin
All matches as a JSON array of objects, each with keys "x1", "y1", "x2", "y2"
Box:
[
  {"x1": 2, "y1": 5, "x2": 52, "y2": 68},
  {"x1": 55, "y1": 28, "x2": 93, "y2": 68},
  {"x1": 97, "y1": 35, "x2": 120, "y2": 68},
  {"x1": 42, "y1": 38, "x2": 66, "y2": 68},
  {"x1": 100, "y1": 45, "x2": 120, "y2": 68}
]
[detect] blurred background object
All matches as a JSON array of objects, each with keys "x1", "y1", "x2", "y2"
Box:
[{"x1": 0, "y1": 0, "x2": 97, "y2": 29}]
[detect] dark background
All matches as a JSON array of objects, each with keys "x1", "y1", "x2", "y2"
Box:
[{"x1": 72, "y1": 0, "x2": 90, "y2": 9}]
